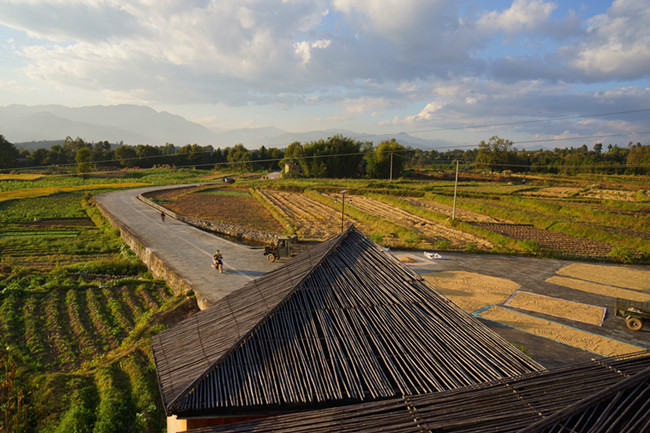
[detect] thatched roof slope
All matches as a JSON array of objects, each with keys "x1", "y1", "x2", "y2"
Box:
[
  {"x1": 153, "y1": 229, "x2": 344, "y2": 410},
  {"x1": 188, "y1": 351, "x2": 650, "y2": 433},
  {"x1": 153, "y1": 226, "x2": 543, "y2": 417}
]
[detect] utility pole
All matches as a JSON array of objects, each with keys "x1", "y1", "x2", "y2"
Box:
[
  {"x1": 452, "y1": 160, "x2": 459, "y2": 220},
  {"x1": 340, "y1": 189, "x2": 348, "y2": 232},
  {"x1": 389, "y1": 152, "x2": 393, "y2": 182}
]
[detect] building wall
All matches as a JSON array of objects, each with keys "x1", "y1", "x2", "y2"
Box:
[{"x1": 167, "y1": 415, "x2": 264, "y2": 433}]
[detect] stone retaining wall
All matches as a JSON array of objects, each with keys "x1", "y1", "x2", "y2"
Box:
[{"x1": 93, "y1": 197, "x2": 197, "y2": 301}]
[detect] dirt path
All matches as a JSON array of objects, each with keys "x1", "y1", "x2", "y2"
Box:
[{"x1": 327, "y1": 193, "x2": 492, "y2": 249}]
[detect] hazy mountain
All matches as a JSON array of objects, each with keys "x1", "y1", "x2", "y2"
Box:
[
  {"x1": 2, "y1": 104, "x2": 459, "y2": 150},
  {"x1": 1, "y1": 104, "x2": 219, "y2": 146}
]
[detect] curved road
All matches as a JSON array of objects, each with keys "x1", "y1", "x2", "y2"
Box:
[{"x1": 95, "y1": 185, "x2": 277, "y2": 307}]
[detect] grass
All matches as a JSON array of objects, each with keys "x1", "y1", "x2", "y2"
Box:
[
  {"x1": 199, "y1": 188, "x2": 249, "y2": 196},
  {"x1": 0, "y1": 183, "x2": 150, "y2": 202}
]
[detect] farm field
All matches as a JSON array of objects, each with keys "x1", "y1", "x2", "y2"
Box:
[
  {"x1": 0, "y1": 172, "x2": 206, "y2": 433},
  {"x1": 321, "y1": 192, "x2": 492, "y2": 249},
  {"x1": 146, "y1": 186, "x2": 285, "y2": 233},
  {"x1": 159, "y1": 173, "x2": 650, "y2": 262},
  {"x1": 1, "y1": 168, "x2": 648, "y2": 432},
  {"x1": 256, "y1": 189, "x2": 385, "y2": 241}
]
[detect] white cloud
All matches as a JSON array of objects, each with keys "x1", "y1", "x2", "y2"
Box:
[
  {"x1": 340, "y1": 96, "x2": 389, "y2": 114},
  {"x1": 0, "y1": 0, "x2": 648, "y2": 146},
  {"x1": 478, "y1": 0, "x2": 557, "y2": 34},
  {"x1": 294, "y1": 39, "x2": 332, "y2": 64},
  {"x1": 568, "y1": 0, "x2": 650, "y2": 80}
]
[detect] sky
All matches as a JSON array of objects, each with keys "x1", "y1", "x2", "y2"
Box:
[{"x1": 1, "y1": 0, "x2": 649, "y2": 148}]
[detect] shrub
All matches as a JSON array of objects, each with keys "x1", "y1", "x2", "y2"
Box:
[
  {"x1": 607, "y1": 247, "x2": 635, "y2": 264},
  {"x1": 521, "y1": 240, "x2": 541, "y2": 255},
  {"x1": 635, "y1": 190, "x2": 649, "y2": 202}
]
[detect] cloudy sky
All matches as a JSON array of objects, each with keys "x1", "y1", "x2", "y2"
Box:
[{"x1": 1, "y1": 0, "x2": 649, "y2": 147}]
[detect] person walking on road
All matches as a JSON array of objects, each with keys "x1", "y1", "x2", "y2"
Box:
[{"x1": 160, "y1": 211, "x2": 166, "y2": 223}]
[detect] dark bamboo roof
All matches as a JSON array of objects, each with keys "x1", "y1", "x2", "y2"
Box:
[
  {"x1": 188, "y1": 351, "x2": 650, "y2": 433},
  {"x1": 152, "y1": 226, "x2": 543, "y2": 417}
]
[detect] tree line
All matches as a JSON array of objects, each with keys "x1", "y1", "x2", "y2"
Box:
[
  {"x1": 411, "y1": 136, "x2": 650, "y2": 175},
  {"x1": 1, "y1": 134, "x2": 649, "y2": 176}
]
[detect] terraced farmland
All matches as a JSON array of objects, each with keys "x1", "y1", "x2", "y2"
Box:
[
  {"x1": 256, "y1": 189, "x2": 363, "y2": 239},
  {"x1": 322, "y1": 193, "x2": 492, "y2": 249}
]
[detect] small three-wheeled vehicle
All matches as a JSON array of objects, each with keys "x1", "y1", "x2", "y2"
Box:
[
  {"x1": 615, "y1": 298, "x2": 650, "y2": 331},
  {"x1": 264, "y1": 235, "x2": 297, "y2": 262}
]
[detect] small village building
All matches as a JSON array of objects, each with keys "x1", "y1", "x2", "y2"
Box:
[
  {"x1": 153, "y1": 226, "x2": 543, "y2": 433},
  {"x1": 283, "y1": 160, "x2": 302, "y2": 176}
]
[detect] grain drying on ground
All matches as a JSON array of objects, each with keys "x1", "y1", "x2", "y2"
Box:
[
  {"x1": 505, "y1": 291, "x2": 606, "y2": 326},
  {"x1": 477, "y1": 306, "x2": 644, "y2": 357},
  {"x1": 556, "y1": 263, "x2": 650, "y2": 291},
  {"x1": 423, "y1": 271, "x2": 518, "y2": 313}
]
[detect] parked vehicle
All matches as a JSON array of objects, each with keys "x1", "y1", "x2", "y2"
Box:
[
  {"x1": 615, "y1": 298, "x2": 650, "y2": 331},
  {"x1": 264, "y1": 235, "x2": 297, "y2": 262}
]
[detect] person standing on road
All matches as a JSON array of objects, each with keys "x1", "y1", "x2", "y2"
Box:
[{"x1": 161, "y1": 211, "x2": 166, "y2": 223}]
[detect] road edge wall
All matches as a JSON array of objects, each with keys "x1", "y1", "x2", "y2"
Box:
[{"x1": 93, "y1": 197, "x2": 206, "y2": 306}]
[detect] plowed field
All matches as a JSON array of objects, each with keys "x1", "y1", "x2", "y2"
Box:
[
  {"x1": 471, "y1": 222, "x2": 613, "y2": 257},
  {"x1": 256, "y1": 190, "x2": 369, "y2": 240},
  {"x1": 328, "y1": 193, "x2": 492, "y2": 249},
  {"x1": 147, "y1": 187, "x2": 284, "y2": 233},
  {"x1": 401, "y1": 197, "x2": 508, "y2": 223}
]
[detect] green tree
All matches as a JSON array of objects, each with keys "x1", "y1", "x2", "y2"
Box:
[
  {"x1": 281, "y1": 142, "x2": 305, "y2": 176},
  {"x1": 0, "y1": 135, "x2": 19, "y2": 169},
  {"x1": 75, "y1": 147, "x2": 94, "y2": 177},
  {"x1": 626, "y1": 144, "x2": 650, "y2": 175},
  {"x1": 364, "y1": 139, "x2": 408, "y2": 179},
  {"x1": 135, "y1": 144, "x2": 160, "y2": 168},
  {"x1": 114, "y1": 145, "x2": 138, "y2": 168},
  {"x1": 227, "y1": 144, "x2": 251, "y2": 171},
  {"x1": 476, "y1": 136, "x2": 517, "y2": 171},
  {"x1": 301, "y1": 135, "x2": 364, "y2": 178}
]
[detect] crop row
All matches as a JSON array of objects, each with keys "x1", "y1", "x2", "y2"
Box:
[
  {"x1": 50, "y1": 348, "x2": 164, "y2": 433},
  {"x1": 0, "y1": 282, "x2": 173, "y2": 370}
]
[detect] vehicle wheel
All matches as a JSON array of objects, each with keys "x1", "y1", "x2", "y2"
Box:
[
  {"x1": 625, "y1": 317, "x2": 643, "y2": 331},
  {"x1": 267, "y1": 254, "x2": 276, "y2": 262}
]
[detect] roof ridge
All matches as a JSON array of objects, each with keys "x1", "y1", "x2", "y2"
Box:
[{"x1": 166, "y1": 226, "x2": 356, "y2": 412}]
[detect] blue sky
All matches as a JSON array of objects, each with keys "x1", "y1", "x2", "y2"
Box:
[{"x1": 1, "y1": 0, "x2": 649, "y2": 148}]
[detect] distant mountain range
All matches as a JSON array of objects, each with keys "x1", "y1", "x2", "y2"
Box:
[{"x1": 1, "y1": 104, "x2": 458, "y2": 150}]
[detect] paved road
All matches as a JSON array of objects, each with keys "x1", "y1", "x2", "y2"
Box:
[{"x1": 95, "y1": 185, "x2": 277, "y2": 307}]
